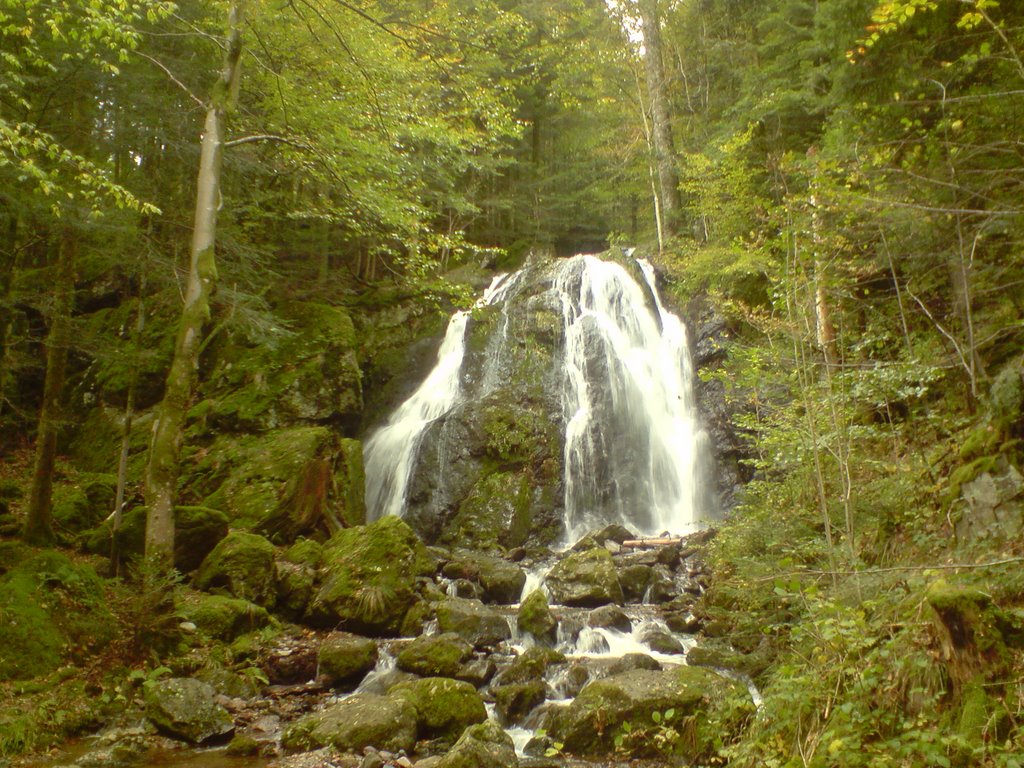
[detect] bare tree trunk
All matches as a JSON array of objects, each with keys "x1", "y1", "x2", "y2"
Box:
[
  {"x1": 143, "y1": 2, "x2": 245, "y2": 564},
  {"x1": 633, "y1": 65, "x2": 664, "y2": 251},
  {"x1": 23, "y1": 223, "x2": 77, "y2": 545},
  {"x1": 638, "y1": 0, "x2": 682, "y2": 238}
]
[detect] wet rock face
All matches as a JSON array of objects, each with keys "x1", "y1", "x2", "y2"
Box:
[
  {"x1": 144, "y1": 678, "x2": 234, "y2": 745},
  {"x1": 686, "y1": 293, "x2": 754, "y2": 512}
]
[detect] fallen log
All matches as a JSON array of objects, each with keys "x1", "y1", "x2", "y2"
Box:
[{"x1": 621, "y1": 537, "x2": 683, "y2": 548}]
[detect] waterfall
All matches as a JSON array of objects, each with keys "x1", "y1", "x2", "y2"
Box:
[
  {"x1": 363, "y1": 252, "x2": 710, "y2": 541},
  {"x1": 363, "y1": 274, "x2": 512, "y2": 520},
  {"x1": 557, "y1": 255, "x2": 704, "y2": 541}
]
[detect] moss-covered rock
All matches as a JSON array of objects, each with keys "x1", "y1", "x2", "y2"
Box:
[
  {"x1": 305, "y1": 516, "x2": 433, "y2": 635},
  {"x1": 83, "y1": 504, "x2": 228, "y2": 573},
  {"x1": 442, "y1": 549, "x2": 526, "y2": 604},
  {"x1": 440, "y1": 471, "x2": 535, "y2": 552},
  {"x1": 195, "y1": 531, "x2": 277, "y2": 608},
  {"x1": 388, "y1": 677, "x2": 487, "y2": 740},
  {"x1": 493, "y1": 681, "x2": 546, "y2": 726},
  {"x1": 517, "y1": 589, "x2": 557, "y2": 644},
  {"x1": 194, "y1": 427, "x2": 365, "y2": 541},
  {"x1": 280, "y1": 692, "x2": 416, "y2": 753},
  {"x1": 52, "y1": 473, "x2": 117, "y2": 535},
  {"x1": 144, "y1": 678, "x2": 234, "y2": 744},
  {"x1": 546, "y1": 547, "x2": 623, "y2": 607},
  {"x1": 0, "y1": 551, "x2": 114, "y2": 681},
  {"x1": 436, "y1": 597, "x2": 512, "y2": 648},
  {"x1": 494, "y1": 647, "x2": 565, "y2": 687},
  {"x1": 432, "y1": 720, "x2": 518, "y2": 768},
  {"x1": 202, "y1": 301, "x2": 362, "y2": 433},
  {"x1": 177, "y1": 593, "x2": 272, "y2": 641},
  {"x1": 317, "y1": 633, "x2": 378, "y2": 688},
  {"x1": 274, "y1": 539, "x2": 323, "y2": 619},
  {"x1": 395, "y1": 632, "x2": 473, "y2": 678},
  {"x1": 547, "y1": 666, "x2": 747, "y2": 757}
]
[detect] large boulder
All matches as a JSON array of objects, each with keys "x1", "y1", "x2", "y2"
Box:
[
  {"x1": 83, "y1": 504, "x2": 228, "y2": 573},
  {"x1": 395, "y1": 632, "x2": 473, "y2": 678},
  {"x1": 177, "y1": 593, "x2": 272, "y2": 641},
  {"x1": 201, "y1": 301, "x2": 363, "y2": 433},
  {"x1": 442, "y1": 549, "x2": 526, "y2": 604},
  {"x1": 545, "y1": 547, "x2": 623, "y2": 607},
  {"x1": 274, "y1": 539, "x2": 323, "y2": 619},
  {"x1": 388, "y1": 677, "x2": 487, "y2": 740},
  {"x1": 432, "y1": 720, "x2": 518, "y2": 768},
  {"x1": 144, "y1": 678, "x2": 234, "y2": 744},
  {"x1": 546, "y1": 666, "x2": 748, "y2": 757},
  {"x1": 192, "y1": 427, "x2": 365, "y2": 540},
  {"x1": 51, "y1": 473, "x2": 117, "y2": 535},
  {"x1": 195, "y1": 531, "x2": 277, "y2": 608},
  {"x1": 305, "y1": 516, "x2": 434, "y2": 635},
  {"x1": 493, "y1": 681, "x2": 546, "y2": 725},
  {"x1": 281, "y1": 693, "x2": 417, "y2": 753},
  {"x1": 317, "y1": 632, "x2": 378, "y2": 688},
  {"x1": 517, "y1": 589, "x2": 557, "y2": 644},
  {"x1": 436, "y1": 597, "x2": 512, "y2": 648}
]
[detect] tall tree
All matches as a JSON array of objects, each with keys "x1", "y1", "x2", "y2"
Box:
[
  {"x1": 143, "y1": 2, "x2": 246, "y2": 563},
  {"x1": 637, "y1": 0, "x2": 682, "y2": 239}
]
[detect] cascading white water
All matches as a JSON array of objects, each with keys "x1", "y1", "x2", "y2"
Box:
[
  {"x1": 363, "y1": 252, "x2": 709, "y2": 542},
  {"x1": 557, "y1": 255, "x2": 703, "y2": 542},
  {"x1": 363, "y1": 274, "x2": 512, "y2": 520}
]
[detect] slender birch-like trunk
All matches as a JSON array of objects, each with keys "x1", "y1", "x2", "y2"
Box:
[
  {"x1": 638, "y1": 0, "x2": 681, "y2": 238},
  {"x1": 144, "y1": 3, "x2": 245, "y2": 563}
]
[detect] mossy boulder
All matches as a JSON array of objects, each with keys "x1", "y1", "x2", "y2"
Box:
[
  {"x1": 177, "y1": 593, "x2": 272, "y2": 641},
  {"x1": 436, "y1": 597, "x2": 512, "y2": 648},
  {"x1": 517, "y1": 589, "x2": 557, "y2": 644},
  {"x1": 52, "y1": 473, "x2": 117, "y2": 535},
  {"x1": 280, "y1": 692, "x2": 417, "y2": 753},
  {"x1": 305, "y1": 516, "x2": 433, "y2": 635},
  {"x1": 144, "y1": 678, "x2": 234, "y2": 744},
  {"x1": 494, "y1": 647, "x2": 565, "y2": 687},
  {"x1": 317, "y1": 633, "x2": 378, "y2": 688},
  {"x1": 432, "y1": 720, "x2": 518, "y2": 768},
  {"x1": 388, "y1": 677, "x2": 487, "y2": 740},
  {"x1": 274, "y1": 539, "x2": 323, "y2": 618},
  {"x1": 547, "y1": 666, "x2": 748, "y2": 757},
  {"x1": 442, "y1": 549, "x2": 526, "y2": 604},
  {"x1": 493, "y1": 680, "x2": 546, "y2": 725},
  {"x1": 196, "y1": 531, "x2": 277, "y2": 608},
  {"x1": 546, "y1": 547, "x2": 623, "y2": 607},
  {"x1": 83, "y1": 505, "x2": 228, "y2": 573},
  {"x1": 202, "y1": 301, "x2": 362, "y2": 432},
  {"x1": 0, "y1": 551, "x2": 114, "y2": 681},
  {"x1": 193, "y1": 427, "x2": 365, "y2": 540},
  {"x1": 440, "y1": 471, "x2": 534, "y2": 552},
  {"x1": 396, "y1": 632, "x2": 473, "y2": 678}
]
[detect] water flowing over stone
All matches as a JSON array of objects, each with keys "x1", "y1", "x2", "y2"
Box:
[
  {"x1": 363, "y1": 252, "x2": 714, "y2": 544},
  {"x1": 364, "y1": 275, "x2": 514, "y2": 520}
]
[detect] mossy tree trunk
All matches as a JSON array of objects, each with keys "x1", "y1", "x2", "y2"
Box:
[
  {"x1": 144, "y1": 2, "x2": 246, "y2": 564},
  {"x1": 638, "y1": 0, "x2": 681, "y2": 238},
  {"x1": 22, "y1": 222, "x2": 77, "y2": 545}
]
